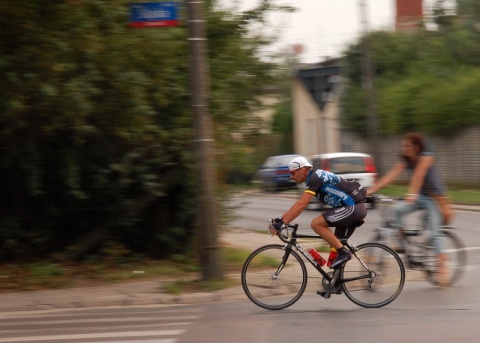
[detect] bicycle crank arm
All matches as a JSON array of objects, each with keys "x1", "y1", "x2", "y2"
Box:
[{"x1": 323, "y1": 269, "x2": 342, "y2": 298}]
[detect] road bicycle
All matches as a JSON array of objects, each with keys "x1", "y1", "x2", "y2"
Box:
[
  {"x1": 241, "y1": 222, "x2": 405, "y2": 310},
  {"x1": 370, "y1": 195, "x2": 466, "y2": 286}
]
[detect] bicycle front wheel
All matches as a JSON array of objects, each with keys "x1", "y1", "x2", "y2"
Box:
[
  {"x1": 341, "y1": 242, "x2": 405, "y2": 308},
  {"x1": 241, "y1": 244, "x2": 307, "y2": 310},
  {"x1": 425, "y1": 228, "x2": 467, "y2": 286}
]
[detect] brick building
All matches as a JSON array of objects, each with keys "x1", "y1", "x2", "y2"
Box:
[{"x1": 396, "y1": 0, "x2": 424, "y2": 31}]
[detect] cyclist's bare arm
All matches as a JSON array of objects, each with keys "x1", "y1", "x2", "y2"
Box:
[
  {"x1": 406, "y1": 155, "x2": 434, "y2": 202},
  {"x1": 281, "y1": 191, "x2": 314, "y2": 225},
  {"x1": 368, "y1": 162, "x2": 405, "y2": 195}
]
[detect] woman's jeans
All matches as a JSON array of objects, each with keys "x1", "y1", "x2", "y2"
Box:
[{"x1": 394, "y1": 194, "x2": 443, "y2": 254}]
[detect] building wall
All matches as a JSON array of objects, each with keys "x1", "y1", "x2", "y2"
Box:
[{"x1": 292, "y1": 78, "x2": 341, "y2": 157}]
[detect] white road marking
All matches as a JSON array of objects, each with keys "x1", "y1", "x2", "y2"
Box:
[{"x1": 0, "y1": 330, "x2": 184, "y2": 342}]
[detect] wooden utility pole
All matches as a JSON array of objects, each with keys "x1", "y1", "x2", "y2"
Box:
[{"x1": 186, "y1": 0, "x2": 223, "y2": 279}]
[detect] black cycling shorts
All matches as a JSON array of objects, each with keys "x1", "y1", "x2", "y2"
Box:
[{"x1": 322, "y1": 203, "x2": 367, "y2": 239}]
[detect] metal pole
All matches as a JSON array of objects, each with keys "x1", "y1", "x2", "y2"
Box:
[{"x1": 186, "y1": 0, "x2": 223, "y2": 279}]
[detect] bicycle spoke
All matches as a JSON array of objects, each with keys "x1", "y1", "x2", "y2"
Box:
[
  {"x1": 241, "y1": 245, "x2": 308, "y2": 310},
  {"x1": 341, "y1": 243, "x2": 405, "y2": 308}
]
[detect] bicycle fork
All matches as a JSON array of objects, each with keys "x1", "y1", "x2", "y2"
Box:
[{"x1": 272, "y1": 245, "x2": 293, "y2": 279}]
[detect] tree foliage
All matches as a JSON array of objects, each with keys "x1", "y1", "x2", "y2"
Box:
[
  {"x1": 0, "y1": 0, "x2": 288, "y2": 261},
  {"x1": 340, "y1": 1, "x2": 480, "y2": 137}
]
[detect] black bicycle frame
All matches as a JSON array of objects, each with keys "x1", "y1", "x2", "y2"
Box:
[
  {"x1": 292, "y1": 233, "x2": 333, "y2": 280},
  {"x1": 277, "y1": 225, "x2": 335, "y2": 282},
  {"x1": 277, "y1": 225, "x2": 374, "y2": 290}
]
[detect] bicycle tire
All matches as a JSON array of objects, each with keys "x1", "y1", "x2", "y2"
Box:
[
  {"x1": 241, "y1": 244, "x2": 308, "y2": 310},
  {"x1": 341, "y1": 242, "x2": 405, "y2": 308},
  {"x1": 424, "y1": 228, "x2": 466, "y2": 286}
]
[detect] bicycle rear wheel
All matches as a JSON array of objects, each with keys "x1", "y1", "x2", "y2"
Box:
[
  {"x1": 425, "y1": 228, "x2": 466, "y2": 286},
  {"x1": 341, "y1": 242, "x2": 405, "y2": 308},
  {"x1": 241, "y1": 244, "x2": 307, "y2": 310}
]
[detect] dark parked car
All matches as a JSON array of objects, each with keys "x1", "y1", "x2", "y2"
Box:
[{"x1": 256, "y1": 154, "x2": 301, "y2": 191}]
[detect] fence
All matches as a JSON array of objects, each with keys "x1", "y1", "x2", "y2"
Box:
[{"x1": 341, "y1": 127, "x2": 480, "y2": 185}]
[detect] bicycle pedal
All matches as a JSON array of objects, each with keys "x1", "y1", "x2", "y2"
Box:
[
  {"x1": 317, "y1": 289, "x2": 342, "y2": 299},
  {"x1": 317, "y1": 290, "x2": 331, "y2": 299}
]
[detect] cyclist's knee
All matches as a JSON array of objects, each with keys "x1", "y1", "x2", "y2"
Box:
[{"x1": 311, "y1": 216, "x2": 328, "y2": 229}]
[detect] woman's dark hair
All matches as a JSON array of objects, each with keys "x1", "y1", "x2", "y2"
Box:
[
  {"x1": 401, "y1": 132, "x2": 426, "y2": 163},
  {"x1": 403, "y1": 132, "x2": 426, "y2": 153}
]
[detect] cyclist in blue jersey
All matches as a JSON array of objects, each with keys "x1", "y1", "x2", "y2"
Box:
[{"x1": 269, "y1": 156, "x2": 367, "y2": 270}]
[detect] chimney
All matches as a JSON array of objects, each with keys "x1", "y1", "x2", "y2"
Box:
[{"x1": 396, "y1": 0, "x2": 423, "y2": 31}]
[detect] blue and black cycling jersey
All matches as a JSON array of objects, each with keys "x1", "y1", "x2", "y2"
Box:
[{"x1": 304, "y1": 170, "x2": 366, "y2": 207}]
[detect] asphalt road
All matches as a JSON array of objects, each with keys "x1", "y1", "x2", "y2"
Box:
[
  {"x1": 5, "y1": 277, "x2": 477, "y2": 343},
  {"x1": 220, "y1": 191, "x2": 480, "y2": 342},
  {"x1": 228, "y1": 190, "x2": 480, "y2": 248}
]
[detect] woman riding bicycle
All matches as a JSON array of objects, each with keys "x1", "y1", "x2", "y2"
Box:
[{"x1": 366, "y1": 132, "x2": 451, "y2": 286}]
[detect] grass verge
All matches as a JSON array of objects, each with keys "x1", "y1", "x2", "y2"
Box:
[
  {"x1": 374, "y1": 184, "x2": 480, "y2": 204},
  {"x1": 0, "y1": 246, "x2": 253, "y2": 294}
]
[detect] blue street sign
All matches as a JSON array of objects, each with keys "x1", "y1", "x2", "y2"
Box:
[{"x1": 128, "y1": 2, "x2": 180, "y2": 28}]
